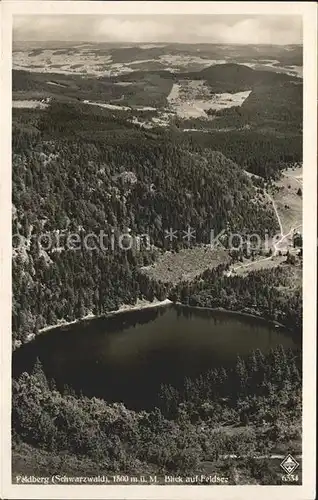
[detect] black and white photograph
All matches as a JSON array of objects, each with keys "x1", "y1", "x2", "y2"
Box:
[{"x1": 0, "y1": 1, "x2": 317, "y2": 498}]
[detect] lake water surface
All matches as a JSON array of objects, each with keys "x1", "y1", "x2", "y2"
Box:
[{"x1": 13, "y1": 304, "x2": 300, "y2": 410}]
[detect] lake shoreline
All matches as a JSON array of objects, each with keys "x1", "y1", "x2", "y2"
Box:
[
  {"x1": 175, "y1": 302, "x2": 288, "y2": 330},
  {"x1": 12, "y1": 298, "x2": 173, "y2": 349},
  {"x1": 13, "y1": 298, "x2": 297, "y2": 350}
]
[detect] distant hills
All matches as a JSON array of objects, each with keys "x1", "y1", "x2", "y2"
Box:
[
  {"x1": 200, "y1": 62, "x2": 297, "y2": 83},
  {"x1": 191, "y1": 63, "x2": 298, "y2": 92},
  {"x1": 13, "y1": 40, "x2": 302, "y2": 65}
]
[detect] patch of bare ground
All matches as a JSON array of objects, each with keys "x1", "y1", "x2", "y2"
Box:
[
  {"x1": 12, "y1": 100, "x2": 49, "y2": 109},
  {"x1": 233, "y1": 255, "x2": 287, "y2": 275},
  {"x1": 140, "y1": 246, "x2": 230, "y2": 285}
]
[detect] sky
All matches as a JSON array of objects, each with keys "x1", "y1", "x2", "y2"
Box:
[{"x1": 13, "y1": 14, "x2": 302, "y2": 45}]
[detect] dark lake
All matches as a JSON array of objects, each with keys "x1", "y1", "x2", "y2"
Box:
[{"x1": 12, "y1": 304, "x2": 300, "y2": 410}]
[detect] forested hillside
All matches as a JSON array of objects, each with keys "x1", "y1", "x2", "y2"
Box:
[
  {"x1": 184, "y1": 130, "x2": 301, "y2": 179},
  {"x1": 12, "y1": 102, "x2": 279, "y2": 342}
]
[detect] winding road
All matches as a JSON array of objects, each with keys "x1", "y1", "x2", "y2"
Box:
[{"x1": 232, "y1": 185, "x2": 302, "y2": 273}]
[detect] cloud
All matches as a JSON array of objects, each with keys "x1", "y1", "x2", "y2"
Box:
[
  {"x1": 95, "y1": 18, "x2": 174, "y2": 43},
  {"x1": 13, "y1": 15, "x2": 302, "y2": 45},
  {"x1": 198, "y1": 17, "x2": 302, "y2": 45}
]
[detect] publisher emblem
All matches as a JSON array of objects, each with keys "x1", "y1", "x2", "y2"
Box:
[{"x1": 280, "y1": 454, "x2": 299, "y2": 475}]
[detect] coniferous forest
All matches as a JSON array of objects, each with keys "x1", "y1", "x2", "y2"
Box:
[{"x1": 12, "y1": 102, "x2": 284, "y2": 342}]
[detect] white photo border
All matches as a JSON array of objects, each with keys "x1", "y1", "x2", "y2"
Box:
[{"x1": 1, "y1": 2, "x2": 316, "y2": 499}]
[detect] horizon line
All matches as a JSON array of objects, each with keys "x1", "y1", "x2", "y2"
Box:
[{"x1": 12, "y1": 40, "x2": 303, "y2": 46}]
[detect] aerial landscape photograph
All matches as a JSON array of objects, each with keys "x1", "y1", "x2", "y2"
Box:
[{"x1": 10, "y1": 12, "x2": 304, "y2": 486}]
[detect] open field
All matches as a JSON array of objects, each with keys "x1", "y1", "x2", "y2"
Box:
[
  {"x1": 141, "y1": 246, "x2": 230, "y2": 285},
  {"x1": 271, "y1": 165, "x2": 302, "y2": 236},
  {"x1": 167, "y1": 80, "x2": 251, "y2": 118}
]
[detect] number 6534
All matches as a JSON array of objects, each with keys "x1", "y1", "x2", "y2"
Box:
[{"x1": 282, "y1": 474, "x2": 299, "y2": 482}]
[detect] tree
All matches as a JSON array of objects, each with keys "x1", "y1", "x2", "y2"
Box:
[
  {"x1": 235, "y1": 356, "x2": 248, "y2": 391},
  {"x1": 32, "y1": 358, "x2": 49, "y2": 390},
  {"x1": 293, "y1": 233, "x2": 302, "y2": 248}
]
